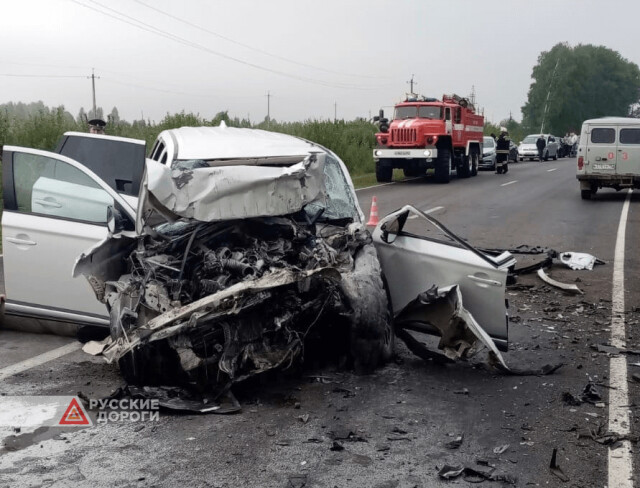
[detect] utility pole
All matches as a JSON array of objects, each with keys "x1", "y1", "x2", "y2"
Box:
[
  {"x1": 334, "y1": 102, "x2": 337, "y2": 122},
  {"x1": 87, "y1": 68, "x2": 100, "y2": 118},
  {"x1": 407, "y1": 74, "x2": 417, "y2": 95},
  {"x1": 540, "y1": 58, "x2": 560, "y2": 133},
  {"x1": 469, "y1": 85, "x2": 476, "y2": 106},
  {"x1": 266, "y1": 91, "x2": 271, "y2": 128}
]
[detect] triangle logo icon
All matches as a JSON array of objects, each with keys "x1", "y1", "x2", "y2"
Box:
[{"x1": 59, "y1": 397, "x2": 91, "y2": 426}]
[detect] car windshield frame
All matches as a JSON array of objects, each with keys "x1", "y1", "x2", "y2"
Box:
[{"x1": 394, "y1": 105, "x2": 443, "y2": 120}]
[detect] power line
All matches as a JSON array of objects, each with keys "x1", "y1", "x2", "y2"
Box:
[
  {"x1": 71, "y1": 0, "x2": 376, "y2": 90},
  {"x1": 132, "y1": 0, "x2": 379, "y2": 80},
  {"x1": 0, "y1": 73, "x2": 85, "y2": 78}
]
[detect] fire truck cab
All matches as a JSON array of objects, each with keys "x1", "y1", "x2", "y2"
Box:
[{"x1": 373, "y1": 94, "x2": 484, "y2": 183}]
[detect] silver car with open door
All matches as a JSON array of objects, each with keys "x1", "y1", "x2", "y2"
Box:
[{"x1": 1, "y1": 135, "x2": 144, "y2": 331}]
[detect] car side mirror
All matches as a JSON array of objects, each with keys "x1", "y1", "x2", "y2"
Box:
[
  {"x1": 380, "y1": 210, "x2": 409, "y2": 244},
  {"x1": 107, "y1": 205, "x2": 127, "y2": 235}
]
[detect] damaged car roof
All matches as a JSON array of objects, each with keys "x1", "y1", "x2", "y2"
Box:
[
  {"x1": 157, "y1": 124, "x2": 320, "y2": 162},
  {"x1": 140, "y1": 124, "x2": 365, "y2": 228}
]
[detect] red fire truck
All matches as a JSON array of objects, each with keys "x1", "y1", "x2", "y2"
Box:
[{"x1": 373, "y1": 94, "x2": 484, "y2": 183}]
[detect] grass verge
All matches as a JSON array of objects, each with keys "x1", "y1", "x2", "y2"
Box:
[{"x1": 351, "y1": 169, "x2": 411, "y2": 189}]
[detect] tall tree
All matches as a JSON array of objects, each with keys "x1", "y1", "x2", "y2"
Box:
[
  {"x1": 522, "y1": 43, "x2": 640, "y2": 134},
  {"x1": 108, "y1": 107, "x2": 120, "y2": 125}
]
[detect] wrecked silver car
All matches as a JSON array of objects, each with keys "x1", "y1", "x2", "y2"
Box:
[
  {"x1": 76, "y1": 127, "x2": 394, "y2": 394},
  {"x1": 76, "y1": 126, "x2": 518, "y2": 399}
]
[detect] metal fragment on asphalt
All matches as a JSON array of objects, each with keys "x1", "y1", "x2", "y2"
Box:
[{"x1": 537, "y1": 268, "x2": 583, "y2": 294}]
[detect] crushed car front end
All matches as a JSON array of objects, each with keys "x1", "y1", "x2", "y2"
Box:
[{"x1": 75, "y1": 127, "x2": 393, "y2": 395}]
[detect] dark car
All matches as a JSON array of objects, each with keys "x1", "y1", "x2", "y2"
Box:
[{"x1": 508, "y1": 141, "x2": 518, "y2": 162}]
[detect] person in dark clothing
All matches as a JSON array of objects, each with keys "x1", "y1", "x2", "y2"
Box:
[
  {"x1": 88, "y1": 118, "x2": 106, "y2": 134},
  {"x1": 536, "y1": 135, "x2": 546, "y2": 161},
  {"x1": 495, "y1": 127, "x2": 510, "y2": 174}
]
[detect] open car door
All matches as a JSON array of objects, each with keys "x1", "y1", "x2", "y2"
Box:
[
  {"x1": 372, "y1": 205, "x2": 515, "y2": 352},
  {"x1": 1, "y1": 146, "x2": 137, "y2": 327}
]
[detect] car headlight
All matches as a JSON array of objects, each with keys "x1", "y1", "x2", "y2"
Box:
[{"x1": 423, "y1": 149, "x2": 431, "y2": 157}]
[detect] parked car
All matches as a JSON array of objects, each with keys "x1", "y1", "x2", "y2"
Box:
[
  {"x1": 508, "y1": 140, "x2": 518, "y2": 162},
  {"x1": 576, "y1": 117, "x2": 640, "y2": 199},
  {"x1": 2, "y1": 133, "x2": 143, "y2": 332},
  {"x1": 2, "y1": 126, "x2": 512, "y2": 391},
  {"x1": 480, "y1": 136, "x2": 496, "y2": 170},
  {"x1": 518, "y1": 134, "x2": 559, "y2": 161}
]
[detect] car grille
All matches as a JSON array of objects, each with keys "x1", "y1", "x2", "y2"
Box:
[{"x1": 392, "y1": 128, "x2": 417, "y2": 145}]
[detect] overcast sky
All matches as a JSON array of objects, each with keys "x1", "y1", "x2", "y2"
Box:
[{"x1": 3, "y1": 0, "x2": 640, "y2": 125}]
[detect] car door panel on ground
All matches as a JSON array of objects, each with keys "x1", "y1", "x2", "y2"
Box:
[
  {"x1": 1, "y1": 147, "x2": 136, "y2": 324},
  {"x1": 373, "y1": 206, "x2": 509, "y2": 348}
]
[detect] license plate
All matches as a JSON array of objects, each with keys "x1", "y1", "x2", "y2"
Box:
[{"x1": 593, "y1": 164, "x2": 614, "y2": 170}]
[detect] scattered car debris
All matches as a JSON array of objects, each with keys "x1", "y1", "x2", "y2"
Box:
[
  {"x1": 537, "y1": 269, "x2": 583, "y2": 294},
  {"x1": 577, "y1": 421, "x2": 640, "y2": 446},
  {"x1": 445, "y1": 434, "x2": 464, "y2": 449},
  {"x1": 329, "y1": 441, "x2": 345, "y2": 451},
  {"x1": 549, "y1": 448, "x2": 570, "y2": 482},
  {"x1": 438, "y1": 465, "x2": 464, "y2": 479},
  {"x1": 580, "y1": 381, "x2": 602, "y2": 404},
  {"x1": 82, "y1": 338, "x2": 109, "y2": 356},
  {"x1": 328, "y1": 429, "x2": 367, "y2": 443},
  {"x1": 561, "y1": 391, "x2": 583, "y2": 406},
  {"x1": 558, "y1": 252, "x2": 600, "y2": 270},
  {"x1": 437, "y1": 464, "x2": 516, "y2": 484},
  {"x1": 493, "y1": 444, "x2": 510, "y2": 455},
  {"x1": 105, "y1": 385, "x2": 241, "y2": 414}
]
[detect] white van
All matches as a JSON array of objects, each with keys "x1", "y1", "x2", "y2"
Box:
[{"x1": 577, "y1": 117, "x2": 640, "y2": 199}]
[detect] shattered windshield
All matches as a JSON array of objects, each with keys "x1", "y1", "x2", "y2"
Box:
[{"x1": 304, "y1": 153, "x2": 357, "y2": 223}]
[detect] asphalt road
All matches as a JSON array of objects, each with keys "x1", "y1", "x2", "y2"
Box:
[{"x1": 1, "y1": 156, "x2": 639, "y2": 487}]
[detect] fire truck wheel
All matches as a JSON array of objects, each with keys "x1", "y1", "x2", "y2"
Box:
[
  {"x1": 471, "y1": 151, "x2": 479, "y2": 176},
  {"x1": 435, "y1": 148, "x2": 452, "y2": 183},
  {"x1": 459, "y1": 154, "x2": 472, "y2": 178},
  {"x1": 376, "y1": 161, "x2": 393, "y2": 182}
]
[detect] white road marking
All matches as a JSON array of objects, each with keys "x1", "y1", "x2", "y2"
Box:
[
  {"x1": 408, "y1": 206, "x2": 443, "y2": 219},
  {"x1": 608, "y1": 189, "x2": 634, "y2": 488},
  {"x1": 0, "y1": 341, "x2": 82, "y2": 381},
  {"x1": 500, "y1": 180, "x2": 518, "y2": 187},
  {"x1": 355, "y1": 181, "x2": 396, "y2": 192},
  {"x1": 547, "y1": 168, "x2": 557, "y2": 172}
]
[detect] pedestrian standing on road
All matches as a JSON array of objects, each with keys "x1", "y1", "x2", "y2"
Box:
[
  {"x1": 536, "y1": 134, "x2": 546, "y2": 161},
  {"x1": 495, "y1": 127, "x2": 510, "y2": 174},
  {"x1": 570, "y1": 132, "x2": 578, "y2": 156},
  {"x1": 88, "y1": 118, "x2": 106, "y2": 134}
]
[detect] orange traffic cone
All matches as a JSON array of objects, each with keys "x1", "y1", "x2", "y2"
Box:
[{"x1": 366, "y1": 196, "x2": 379, "y2": 226}]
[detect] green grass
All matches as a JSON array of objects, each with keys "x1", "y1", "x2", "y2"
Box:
[{"x1": 351, "y1": 169, "x2": 408, "y2": 189}]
